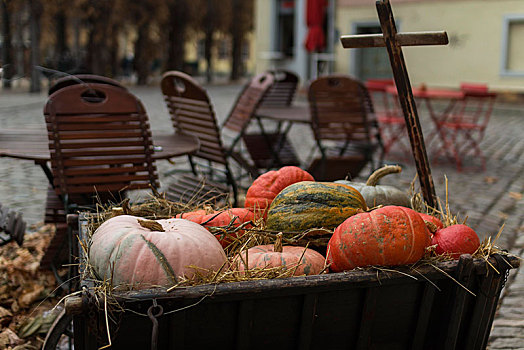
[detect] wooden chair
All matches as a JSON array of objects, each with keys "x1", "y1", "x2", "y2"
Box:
[
  {"x1": 432, "y1": 83, "x2": 497, "y2": 171},
  {"x1": 40, "y1": 83, "x2": 159, "y2": 277},
  {"x1": 161, "y1": 71, "x2": 239, "y2": 205},
  {"x1": 161, "y1": 71, "x2": 299, "y2": 203},
  {"x1": 223, "y1": 72, "x2": 300, "y2": 172},
  {"x1": 307, "y1": 75, "x2": 384, "y2": 181},
  {"x1": 260, "y1": 69, "x2": 299, "y2": 107},
  {"x1": 48, "y1": 74, "x2": 126, "y2": 96},
  {"x1": 42, "y1": 75, "x2": 129, "y2": 270}
]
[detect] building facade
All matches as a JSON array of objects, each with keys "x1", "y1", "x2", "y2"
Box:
[{"x1": 255, "y1": 0, "x2": 524, "y2": 92}]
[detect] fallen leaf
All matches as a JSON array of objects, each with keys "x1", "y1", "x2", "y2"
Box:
[
  {"x1": 0, "y1": 328, "x2": 23, "y2": 347},
  {"x1": 18, "y1": 285, "x2": 45, "y2": 308},
  {"x1": 484, "y1": 176, "x2": 498, "y2": 184},
  {"x1": 508, "y1": 192, "x2": 523, "y2": 200}
]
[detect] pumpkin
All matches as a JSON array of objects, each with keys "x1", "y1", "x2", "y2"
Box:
[
  {"x1": 418, "y1": 213, "x2": 444, "y2": 233},
  {"x1": 244, "y1": 166, "x2": 314, "y2": 217},
  {"x1": 266, "y1": 181, "x2": 366, "y2": 233},
  {"x1": 177, "y1": 208, "x2": 254, "y2": 248},
  {"x1": 430, "y1": 224, "x2": 480, "y2": 259},
  {"x1": 327, "y1": 206, "x2": 431, "y2": 272},
  {"x1": 89, "y1": 215, "x2": 228, "y2": 288},
  {"x1": 233, "y1": 234, "x2": 325, "y2": 276},
  {"x1": 177, "y1": 208, "x2": 255, "y2": 248},
  {"x1": 335, "y1": 165, "x2": 411, "y2": 208}
]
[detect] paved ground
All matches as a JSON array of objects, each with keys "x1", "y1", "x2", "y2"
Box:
[{"x1": 0, "y1": 81, "x2": 523, "y2": 348}]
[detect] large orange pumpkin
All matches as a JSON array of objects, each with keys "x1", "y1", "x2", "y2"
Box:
[
  {"x1": 89, "y1": 215, "x2": 228, "y2": 289},
  {"x1": 233, "y1": 234, "x2": 325, "y2": 276},
  {"x1": 176, "y1": 208, "x2": 255, "y2": 248},
  {"x1": 327, "y1": 206, "x2": 431, "y2": 272},
  {"x1": 244, "y1": 166, "x2": 314, "y2": 217}
]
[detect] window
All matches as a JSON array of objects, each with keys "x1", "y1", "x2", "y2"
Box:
[
  {"x1": 276, "y1": 0, "x2": 295, "y2": 57},
  {"x1": 218, "y1": 39, "x2": 230, "y2": 60},
  {"x1": 501, "y1": 15, "x2": 524, "y2": 77}
]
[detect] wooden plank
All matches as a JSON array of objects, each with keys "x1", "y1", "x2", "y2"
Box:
[
  {"x1": 444, "y1": 254, "x2": 474, "y2": 349},
  {"x1": 235, "y1": 299, "x2": 254, "y2": 350},
  {"x1": 411, "y1": 282, "x2": 437, "y2": 350},
  {"x1": 297, "y1": 293, "x2": 318, "y2": 350},
  {"x1": 465, "y1": 255, "x2": 509, "y2": 349},
  {"x1": 356, "y1": 287, "x2": 379, "y2": 349},
  {"x1": 341, "y1": 31, "x2": 448, "y2": 48}
]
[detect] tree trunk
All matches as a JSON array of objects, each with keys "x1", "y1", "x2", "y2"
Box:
[
  {"x1": 55, "y1": 9, "x2": 68, "y2": 67},
  {"x1": 230, "y1": 0, "x2": 243, "y2": 81},
  {"x1": 29, "y1": 0, "x2": 42, "y2": 92},
  {"x1": 165, "y1": 0, "x2": 187, "y2": 72},
  {"x1": 134, "y1": 23, "x2": 150, "y2": 85},
  {"x1": 1, "y1": 0, "x2": 13, "y2": 89},
  {"x1": 204, "y1": 0, "x2": 214, "y2": 83}
]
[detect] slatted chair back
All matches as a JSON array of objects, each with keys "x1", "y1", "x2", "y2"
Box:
[
  {"x1": 309, "y1": 75, "x2": 376, "y2": 145},
  {"x1": 48, "y1": 74, "x2": 126, "y2": 96},
  {"x1": 161, "y1": 71, "x2": 228, "y2": 166},
  {"x1": 307, "y1": 75, "x2": 383, "y2": 180},
  {"x1": 44, "y1": 84, "x2": 159, "y2": 203},
  {"x1": 222, "y1": 72, "x2": 275, "y2": 136},
  {"x1": 260, "y1": 70, "x2": 299, "y2": 107},
  {"x1": 160, "y1": 71, "x2": 239, "y2": 205}
]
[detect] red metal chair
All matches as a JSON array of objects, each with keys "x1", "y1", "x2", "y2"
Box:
[
  {"x1": 365, "y1": 79, "x2": 410, "y2": 158},
  {"x1": 431, "y1": 83, "x2": 497, "y2": 171}
]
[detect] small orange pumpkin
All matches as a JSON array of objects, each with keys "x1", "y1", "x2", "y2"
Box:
[
  {"x1": 328, "y1": 206, "x2": 431, "y2": 271},
  {"x1": 244, "y1": 166, "x2": 314, "y2": 217},
  {"x1": 233, "y1": 234, "x2": 326, "y2": 276},
  {"x1": 177, "y1": 208, "x2": 255, "y2": 248}
]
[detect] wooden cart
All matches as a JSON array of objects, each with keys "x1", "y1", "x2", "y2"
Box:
[
  {"x1": 63, "y1": 230, "x2": 518, "y2": 349},
  {"x1": 42, "y1": 1, "x2": 521, "y2": 349}
]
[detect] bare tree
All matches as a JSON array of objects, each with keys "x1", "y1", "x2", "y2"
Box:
[
  {"x1": 229, "y1": 0, "x2": 253, "y2": 81},
  {"x1": 1, "y1": 0, "x2": 14, "y2": 88},
  {"x1": 165, "y1": 0, "x2": 189, "y2": 71},
  {"x1": 29, "y1": 0, "x2": 42, "y2": 92}
]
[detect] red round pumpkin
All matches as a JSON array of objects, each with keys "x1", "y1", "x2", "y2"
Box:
[
  {"x1": 327, "y1": 206, "x2": 431, "y2": 272},
  {"x1": 177, "y1": 208, "x2": 255, "y2": 248},
  {"x1": 233, "y1": 235, "x2": 326, "y2": 276},
  {"x1": 418, "y1": 213, "x2": 444, "y2": 231},
  {"x1": 89, "y1": 215, "x2": 228, "y2": 289},
  {"x1": 244, "y1": 166, "x2": 314, "y2": 217},
  {"x1": 431, "y1": 224, "x2": 480, "y2": 259}
]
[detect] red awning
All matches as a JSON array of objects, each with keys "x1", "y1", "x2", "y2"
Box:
[{"x1": 304, "y1": 0, "x2": 327, "y2": 53}]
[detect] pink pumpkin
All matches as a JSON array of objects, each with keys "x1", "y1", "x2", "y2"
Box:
[
  {"x1": 233, "y1": 236, "x2": 325, "y2": 276},
  {"x1": 431, "y1": 224, "x2": 480, "y2": 259},
  {"x1": 89, "y1": 215, "x2": 228, "y2": 288}
]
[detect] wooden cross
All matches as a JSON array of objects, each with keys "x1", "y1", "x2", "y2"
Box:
[{"x1": 340, "y1": 0, "x2": 449, "y2": 209}]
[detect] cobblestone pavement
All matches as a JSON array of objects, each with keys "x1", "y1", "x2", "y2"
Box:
[{"x1": 0, "y1": 82, "x2": 523, "y2": 348}]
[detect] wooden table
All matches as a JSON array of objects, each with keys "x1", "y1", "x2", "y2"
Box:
[
  {"x1": 0, "y1": 129, "x2": 200, "y2": 184},
  {"x1": 255, "y1": 104, "x2": 311, "y2": 125}
]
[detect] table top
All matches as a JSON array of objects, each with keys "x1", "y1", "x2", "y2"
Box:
[
  {"x1": 255, "y1": 104, "x2": 311, "y2": 124},
  {"x1": 386, "y1": 86, "x2": 465, "y2": 100},
  {"x1": 0, "y1": 129, "x2": 200, "y2": 163}
]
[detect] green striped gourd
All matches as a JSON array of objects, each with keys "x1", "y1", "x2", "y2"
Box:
[{"x1": 265, "y1": 181, "x2": 367, "y2": 233}]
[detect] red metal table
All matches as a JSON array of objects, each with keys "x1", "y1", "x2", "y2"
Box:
[{"x1": 386, "y1": 86, "x2": 466, "y2": 161}]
